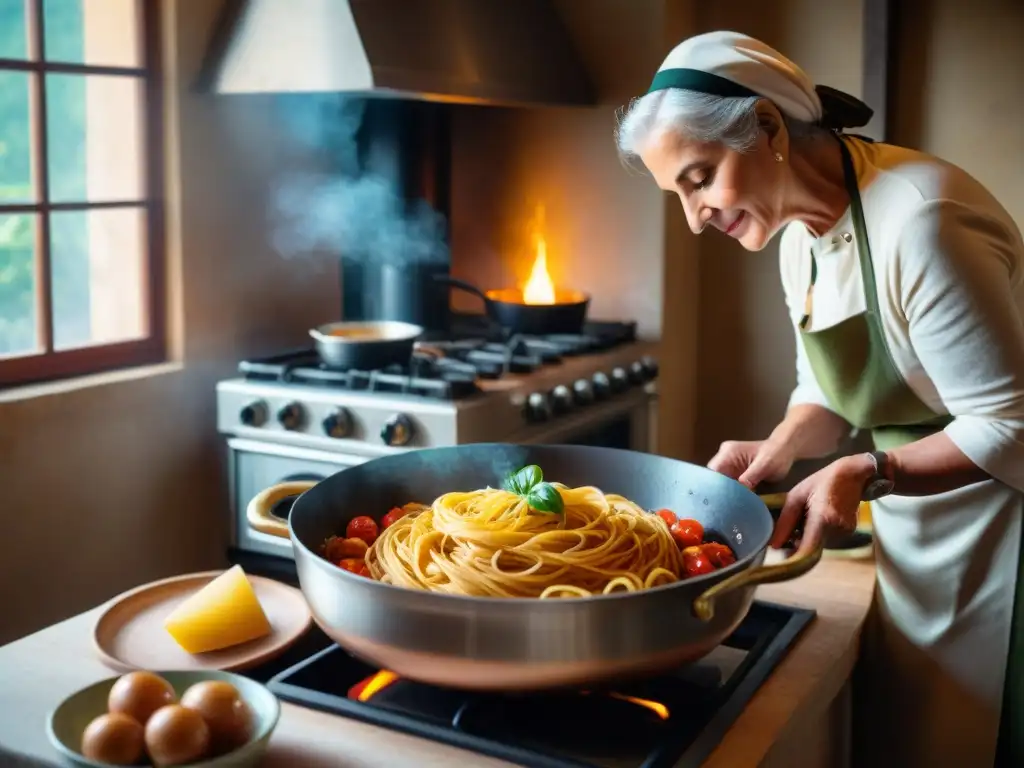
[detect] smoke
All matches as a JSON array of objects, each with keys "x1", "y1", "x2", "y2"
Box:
[{"x1": 267, "y1": 93, "x2": 448, "y2": 266}]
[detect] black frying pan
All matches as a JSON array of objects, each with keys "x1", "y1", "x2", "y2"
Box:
[{"x1": 437, "y1": 276, "x2": 590, "y2": 336}]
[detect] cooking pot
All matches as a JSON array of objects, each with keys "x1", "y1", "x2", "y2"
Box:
[{"x1": 247, "y1": 444, "x2": 820, "y2": 691}]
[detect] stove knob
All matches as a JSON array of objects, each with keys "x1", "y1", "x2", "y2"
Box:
[
  {"x1": 591, "y1": 372, "x2": 611, "y2": 400},
  {"x1": 239, "y1": 400, "x2": 268, "y2": 427},
  {"x1": 322, "y1": 408, "x2": 353, "y2": 439},
  {"x1": 572, "y1": 378, "x2": 594, "y2": 405},
  {"x1": 641, "y1": 355, "x2": 659, "y2": 378},
  {"x1": 628, "y1": 360, "x2": 646, "y2": 384},
  {"x1": 525, "y1": 391, "x2": 552, "y2": 422},
  {"x1": 277, "y1": 402, "x2": 305, "y2": 430},
  {"x1": 610, "y1": 367, "x2": 629, "y2": 392},
  {"x1": 550, "y1": 384, "x2": 573, "y2": 415},
  {"x1": 381, "y1": 413, "x2": 414, "y2": 446}
]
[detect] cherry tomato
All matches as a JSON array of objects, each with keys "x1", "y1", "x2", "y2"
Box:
[
  {"x1": 381, "y1": 507, "x2": 407, "y2": 529},
  {"x1": 321, "y1": 536, "x2": 341, "y2": 559},
  {"x1": 337, "y1": 558, "x2": 371, "y2": 578},
  {"x1": 654, "y1": 509, "x2": 678, "y2": 527},
  {"x1": 682, "y1": 547, "x2": 715, "y2": 577},
  {"x1": 346, "y1": 516, "x2": 379, "y2": 545},
  {"x1": 670, "y1": 518, "x2": 704, "y2": 549},
  {"x1": 324, "y1": 536, "x2": 368, "y2": 561},
  {"x1": 700, "y1": 542, "x2": 736, "y2": 568}
]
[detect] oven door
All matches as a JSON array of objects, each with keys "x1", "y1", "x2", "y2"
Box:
[{"x1": 228, "y1": 438, "x2": 368, "y2": 560}]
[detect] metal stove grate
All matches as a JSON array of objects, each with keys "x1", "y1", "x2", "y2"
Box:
[{"x1": 236, "y1": 318, "x2": 642, "y2": 401}]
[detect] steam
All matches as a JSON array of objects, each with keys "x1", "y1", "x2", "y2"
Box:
[{"x1": 268, "y1": 93, "x2": 448, "y2": 266}]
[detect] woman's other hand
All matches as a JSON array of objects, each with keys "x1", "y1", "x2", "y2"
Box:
[
  {"x1": 707, "y1": 439, "x2": 795, "y2": 489},
  {"x1": 771, "y1": 455, "x2": 871, "y2": 554}
]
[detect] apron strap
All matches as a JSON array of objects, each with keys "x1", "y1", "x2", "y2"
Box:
[
  {"x1": 799, "y1": 139, "x2": 879, "y2": 332},
  {"x1": 837, "y1": 139, "x2": 884, "y2": 321}
]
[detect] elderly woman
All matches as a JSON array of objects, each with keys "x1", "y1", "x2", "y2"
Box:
[{"x1": 616, "y1": 30, "x2": 1024, "y2": 766}]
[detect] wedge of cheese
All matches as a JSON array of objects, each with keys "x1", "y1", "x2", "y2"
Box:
[{"x1": 164, "y1": 566, "x2": 272, "y2": 654}]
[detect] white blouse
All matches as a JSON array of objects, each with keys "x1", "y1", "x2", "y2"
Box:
[{"x1": 780, "y1": 138, "x2": 1024, "y2": 493}]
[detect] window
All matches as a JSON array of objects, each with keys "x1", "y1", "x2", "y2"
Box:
[{"x1": 0, "y1": 0, "x2": 164, "y2": 388}]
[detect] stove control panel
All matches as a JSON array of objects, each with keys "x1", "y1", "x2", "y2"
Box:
[
  {"x1": 521, "y1": 354, "x2": 659, "y2": 424},
  {"x1": 217, "y1": 383, "x2": 453, "y2": 450}
]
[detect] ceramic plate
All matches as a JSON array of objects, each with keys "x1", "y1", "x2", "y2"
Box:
[{"x1": 92, "y1": 570, "x2": 311, "y2": 673}]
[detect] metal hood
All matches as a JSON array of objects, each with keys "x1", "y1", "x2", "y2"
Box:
[{"x1": 199, "y1": 0, "x2": 596, "y2": 107}]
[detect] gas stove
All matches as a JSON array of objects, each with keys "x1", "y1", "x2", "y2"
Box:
[
  {"x1": 234, "y1": 594, "x2": 814, "y2": 768},
  {"x1": 216, "y1": 315, "x2": 659, "y2": 457}
]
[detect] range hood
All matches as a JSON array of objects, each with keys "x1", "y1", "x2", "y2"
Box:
[{"x1": 199, "y1": 0, "x2": 596, "y2": 108}]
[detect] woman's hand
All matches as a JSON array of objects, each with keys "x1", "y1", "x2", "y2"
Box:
[
  {"x1": 772, "y1": 455, "x2": 872, "y2": 554},
  {"x1": 707, "y1": 439, "x2": 795, "y2": 489}
]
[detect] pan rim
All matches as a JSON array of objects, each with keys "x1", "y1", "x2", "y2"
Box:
[
  {"x1": 484, "y1": 287, "x2": 591, "y2": 307},
  {"x1": 311, "y1": 320, "x2": 424, "y2": 344}
]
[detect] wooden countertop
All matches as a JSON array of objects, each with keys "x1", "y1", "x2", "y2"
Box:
[{"x1": 0, "y1": 554, "x2": 876, "y2": 768}]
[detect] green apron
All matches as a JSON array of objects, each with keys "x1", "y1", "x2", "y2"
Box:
[{"x1": 798, "y1": 137, "x2": 1021, "y2": 766}]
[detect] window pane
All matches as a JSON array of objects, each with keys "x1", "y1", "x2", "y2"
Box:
[
  {"x1": 0, "y1": 71, "x2": 36, "y2": 203},
  {"x1": 51, "y1": 207, "x2": 146, "y2": 350},
  {"x1": 44, "y1": 0, "x2": 141, "y2": 68},
  {"x1": 46, "y1": 74, "x2": 144, "y2": 203},
  {"x1": 0, "y1": 213, "x2": 39, "y2": 357},
  {"x1": 0, "y1": 0, "x2": 29, "y2": 60}
]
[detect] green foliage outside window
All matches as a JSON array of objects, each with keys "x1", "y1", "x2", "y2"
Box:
[{"x1": 0, "y1": 0, "x2": 92, "y2": 354}]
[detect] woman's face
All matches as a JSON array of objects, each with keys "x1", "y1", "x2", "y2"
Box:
[{"x1": 637, "y1": 117, "x2": 787, "y2": 252}]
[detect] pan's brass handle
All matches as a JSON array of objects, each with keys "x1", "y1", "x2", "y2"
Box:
[
  {"x1": 692, "y1": 492, "x2": 823, "y2": 622},
  {"x1": 246, "y1": 481, "x2": 318, "y2": 539}
]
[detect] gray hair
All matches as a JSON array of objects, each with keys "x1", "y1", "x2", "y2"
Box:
[{"x1": 615, "y1": 89, "x2": 823, "y2": 163}]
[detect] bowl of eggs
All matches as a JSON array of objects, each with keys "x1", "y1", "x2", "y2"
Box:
[{"x1": 46, "y1": 669, "x2": 280, "y2": 767}]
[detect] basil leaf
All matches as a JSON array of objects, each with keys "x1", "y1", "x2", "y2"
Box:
[
  {"x1": 502, "y1": 465, "x2": 543, "y2": 496},
  {"x1": 526, "y1": 482, "x2": 564, "y2": 514}
]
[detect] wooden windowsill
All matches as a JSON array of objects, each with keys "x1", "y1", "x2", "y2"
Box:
[{"x1": 0, "y1": 360, "x2": 183, "y2": 404}]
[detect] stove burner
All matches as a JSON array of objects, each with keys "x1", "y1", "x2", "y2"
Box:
[
  {"x1": 236, "y1": 318, "x2": 641, "y2": 401},
  {"x1": 266, "y1": 601, "x2": 815, "y2": 768}
]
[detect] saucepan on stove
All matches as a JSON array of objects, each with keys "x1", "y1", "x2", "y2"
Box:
[
  {"x1": 435, "y1": 276, "x2": 590, "y2": 336},
  {"x1": 246, "y1": 444, "x2": 821, "y2": 692},
  {"x1": 309, "y1": 320, "x2": 423, "y2": 370}
]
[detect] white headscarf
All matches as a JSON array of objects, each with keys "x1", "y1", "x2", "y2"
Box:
[{"x1": 652, "y1": 31, "x2": 822, "y2": 123}]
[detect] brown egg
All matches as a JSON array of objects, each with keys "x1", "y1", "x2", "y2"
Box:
[
  {"x1": 81, "y1": 712, "x2": 145, "y2": 765},
  {"x1": 107, "y1": 671, "x2": 177, "y2": 726},
  {"x1": 144, "y1": 704, "x2": 211, "y2": 767},
  {"x1": 180, "y1": 680, "x2": 254, "y2": 755}
]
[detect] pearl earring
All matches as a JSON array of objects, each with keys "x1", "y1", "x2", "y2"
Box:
[{"x1": 774, "y1": 152, "x2": 784, "y2": 163}]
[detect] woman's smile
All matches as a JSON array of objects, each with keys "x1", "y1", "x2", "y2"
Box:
[{"x1": 723, "y1": 211, "x2": 746, "y2": 236}]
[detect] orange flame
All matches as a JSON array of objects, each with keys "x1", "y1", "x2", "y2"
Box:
[
  {"x1": 523, "y1": 205, "x2": 555, "y2": 305},
  {"x1": 348, "y1": 670, "x2": 399, "y2": 702},
  {"x1": 607, "y1": 692, "x2": 670, "y2": 719},
  {"x1": 348, "y1": 670, "x2": 671, "y2": 721},
  {"x1": 580, "y1": 689, "x2": 670, "y2": 719}
]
